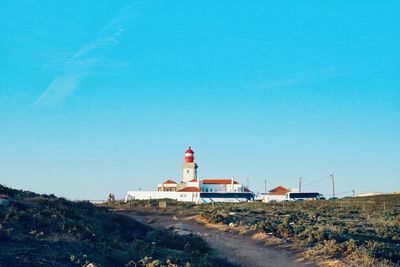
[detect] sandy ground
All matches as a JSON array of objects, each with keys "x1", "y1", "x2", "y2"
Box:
[{"x1": 120, "y1": 209, "x2": 320, "y2": 267}]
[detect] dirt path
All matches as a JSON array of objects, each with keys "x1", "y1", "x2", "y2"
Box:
[{"x1": 121, "y1": 210, "x2": 319, "y2": 267}]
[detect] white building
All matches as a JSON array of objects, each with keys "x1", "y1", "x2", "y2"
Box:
[{"x1": 125, "y1": 146, "x2": 254, "y2": 203}]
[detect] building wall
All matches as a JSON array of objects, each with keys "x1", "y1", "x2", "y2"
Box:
[
  {"x1": 157, "y1": 183, "x2": 177, "y2": 188},
  {"x1": 157, "y1": 183, "x2": 178, "y2": 192},
  {"x1": 157, "y1": 187, "x2": 177, "y2": 192},
  {"x1": 186, "y1": 181, "x2": 200, "y2": 187}
]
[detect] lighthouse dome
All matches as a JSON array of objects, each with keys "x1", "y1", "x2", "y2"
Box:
[{"x1": 184, "y1": 146, "x2": 194, "y2": 163}]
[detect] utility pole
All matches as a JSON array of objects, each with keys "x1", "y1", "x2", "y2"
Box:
[
  {"x1": 299, "y1": 177, "x2": 302, "y2": 192},
  {"x1": 330, "y1": 174, "x2": 335, "y2": 198},
  {"x1": 352, "y1": 189, "x2": 355, "y2": 197},
  {"x1": 264, "y1": 179, "x2": 267, "y2": 195},
  {"x1": 246, "y1": 177, "x2": 249, "y2": 190}
]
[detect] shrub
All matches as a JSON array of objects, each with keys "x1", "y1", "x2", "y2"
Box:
[{"x1": 199, "y1": 194, "x2": 400, "y2": 266}]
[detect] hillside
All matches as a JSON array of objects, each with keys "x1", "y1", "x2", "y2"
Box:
[{"x1": 0, "y1": 185, "x2": 232, "y2": 267}]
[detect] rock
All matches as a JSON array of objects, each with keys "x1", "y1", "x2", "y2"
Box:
[
  {"x1": 0, "y1": 198, "x2": 9, "y2": 206},
  {"x1": 147, "y1": 218, "x2": 156, "y2": 224}
]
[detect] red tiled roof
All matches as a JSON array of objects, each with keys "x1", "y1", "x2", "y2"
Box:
[
  {"x1": 177, "y1": 187, "x2": 201, "y2": 192},
  {"x1": 163, "y1": 179, "x2": 177, "y2": 184},
  {"x1": 201, "y1": 179, "x2": 239, "y2": 185},
  {"x1": 270, "y1": 186, "x2": 288, "y2": 192},
  {"x1": 189, "y1": 179, "x2": 198, "y2": 182}
]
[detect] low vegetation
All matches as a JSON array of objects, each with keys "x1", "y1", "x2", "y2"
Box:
[
  {"x1": 0, "y1": 185, "x2": 232, "y2": 267},
  {"x1": 199, "y1": 195, "x2": 400, "y2": 267}
]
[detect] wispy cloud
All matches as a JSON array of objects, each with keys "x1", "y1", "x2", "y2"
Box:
[
  {"x1": 34, "y1": 73, "x2": 86, "y2": 105},
  {"x1": 34, "y1": 0, "x2": 147, "y2": 106}
]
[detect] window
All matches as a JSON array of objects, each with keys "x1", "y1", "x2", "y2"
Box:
[{"x1": 205, "y1": 189, "x2": 208, "y2": 192}]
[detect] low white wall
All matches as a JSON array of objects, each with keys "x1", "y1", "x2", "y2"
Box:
[
  {"x1": 200, "y1": 197, "x2": 249, "y2": 203},
  {"x1": 125, "y1": 191, "x2": 178, "y2": 201},
  {"x1": 125, "y1": 191, "x2": 200, "y2": 203},
  {"x1": 264, "y1": 194, "x2": 286, "y2": 202}
]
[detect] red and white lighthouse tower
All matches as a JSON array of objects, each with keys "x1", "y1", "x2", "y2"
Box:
[
  {"x1": 182, "y1": 146, "x2": 198, "y2": 182},
  {"x1": 184, "y1": 146, "x2": 194, "y2": 163}
]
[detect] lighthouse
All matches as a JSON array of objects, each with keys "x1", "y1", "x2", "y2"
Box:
[
  {"x1": 125, "y1": 145, "x2": 253, "y2": 203},
  {"x1": 182, "y1": 146, "x2": 198, "y2": 182}
]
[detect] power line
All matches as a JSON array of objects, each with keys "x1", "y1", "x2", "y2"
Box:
[
  {"x1": 336, "y1": 190, "x2": 354, "y2": 196},
  {"x1": 302, "y1": 175, "x2": 331, "y2": 187}
]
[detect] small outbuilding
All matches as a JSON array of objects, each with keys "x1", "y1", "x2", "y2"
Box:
[
  {"x1": 157, "y1": 179, "x2": 178, "y2": 192},
  {"x1": 269, "y1": 186, "x2": 289, "y2": 195}
]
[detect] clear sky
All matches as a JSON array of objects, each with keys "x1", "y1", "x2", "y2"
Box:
[{"x1": 1, "y1": 1, "x2": 399, "y2": 200}]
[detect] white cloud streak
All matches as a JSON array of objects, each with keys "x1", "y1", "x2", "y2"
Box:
[
  {"x1": 34, "y1": 73, "x2": 86, "y2": 105},
  {"x1": 34, "y1": 0, "x2": 146, "y2": 106}
]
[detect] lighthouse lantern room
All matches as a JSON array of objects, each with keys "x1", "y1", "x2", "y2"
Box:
[{"x1": 182, "y1": 146, "x2": 198, "y2": 182}]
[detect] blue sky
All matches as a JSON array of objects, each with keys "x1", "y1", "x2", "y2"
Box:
[{"x1": 1, "y1": 1, "x2": 399, "y2": 200}]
